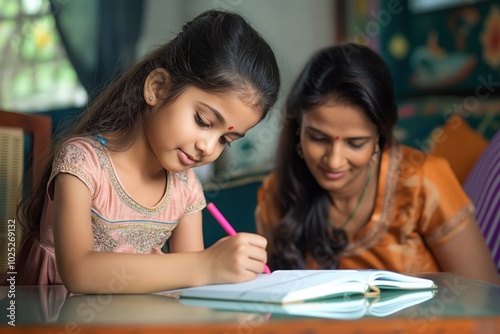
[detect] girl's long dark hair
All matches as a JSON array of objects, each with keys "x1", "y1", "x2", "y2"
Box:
[
  {"x1": 269, "y1": 43, "x2": 397, "y2": 270},
  {"x1": 20, "y1": 10, "x2": 280, "y2": 237}
]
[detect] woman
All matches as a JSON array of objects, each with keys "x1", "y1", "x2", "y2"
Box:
[{"x1": 256, "y1": 43, "x2": 499, "y2": 284}]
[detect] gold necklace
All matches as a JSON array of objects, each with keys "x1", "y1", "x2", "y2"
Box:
[
  {"x1": 339, "y1": 165, "x2": 374, "y2": 230},
  {"x1": 330, "y1": 166, "x2": 375, "y2": 252}
]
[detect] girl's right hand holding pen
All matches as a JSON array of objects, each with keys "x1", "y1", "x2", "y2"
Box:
[{"x1": 201, "y1": 233, "x2": 268, "y2": 285}]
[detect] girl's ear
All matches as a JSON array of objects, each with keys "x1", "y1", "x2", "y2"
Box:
[{"x1": 144, "y1": 68, "x2": 170, "y2": 106}]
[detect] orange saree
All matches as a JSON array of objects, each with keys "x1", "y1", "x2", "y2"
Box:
[{"x1": 256, "y1": 144, "x2": 475, "y2": 273}]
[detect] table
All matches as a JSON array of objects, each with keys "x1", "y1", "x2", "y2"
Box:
[{"x1": 1, "y1": 273, "x2": 500, "y2": 333}]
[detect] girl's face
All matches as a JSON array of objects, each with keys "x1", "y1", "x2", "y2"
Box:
[
  {"x1": 299, "y1": 101, "x2": 378, "y2": 195},
  {"x1": 147, "y1": 86, "x2": 261, "y2": 173}
]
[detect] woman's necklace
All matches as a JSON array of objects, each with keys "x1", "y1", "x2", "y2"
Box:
[{"x1": 330, "y1": 165, "x2": 375, "y2": 250}]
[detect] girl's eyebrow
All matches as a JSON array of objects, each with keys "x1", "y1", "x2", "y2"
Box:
[{"x1": 199, "y1": 102, "x2": 245, "y2": 138}]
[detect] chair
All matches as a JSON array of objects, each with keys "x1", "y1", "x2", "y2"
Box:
[
  {"x1": 0, "y1": 110, "x2": 52, "y2": 271},
  {"x1": 463, "y1": 130, "x2": 500, "y2": 272},
  {"x1": 0, "y1": 110, "x2": 52, "y2": 188}
]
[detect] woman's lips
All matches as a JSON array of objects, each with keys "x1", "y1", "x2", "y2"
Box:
[{"x1": 321, "y1": 168, "x2": 347, "y2": 180}]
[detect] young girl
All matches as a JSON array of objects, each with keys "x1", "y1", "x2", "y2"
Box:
[
  {"x1": 256, "y1": 43, "x2": 500, "y2": 284},
  {"x1": 2, "y1": 9, "x2": 280, "y2": 294}
]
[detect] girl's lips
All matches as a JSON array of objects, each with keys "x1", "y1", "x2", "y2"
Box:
[{"x1": 178, "y1": 149, "x2": 196, "y2": 166}]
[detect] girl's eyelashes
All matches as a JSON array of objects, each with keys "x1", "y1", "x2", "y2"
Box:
[
  {"x1": 195, "y1": 111, "x2": 233, "y2": 147},
  {"x1": 219, "y1": 136, "x2": 232, "y2": 147},
  {"x1": 195, "y1": 112, "x2": 210, "y2": 128}
]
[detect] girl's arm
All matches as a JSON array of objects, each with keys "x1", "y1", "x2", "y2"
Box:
[
  {"x1": 53, "y1": 173, "x2": 268, "y2": 294},
  {"x1": 430, "y1": 218, "x2": 500, "y2": 285},
  {"x1": 169, "y1": 211, "x2": 205, "y2": 253}
]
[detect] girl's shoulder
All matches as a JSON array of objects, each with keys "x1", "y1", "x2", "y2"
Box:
[
  {"x1": 50, "y1": 136, "x2": 106, "y2": 199},
  {"x1": 59, "y1": 135, "x2": 101, "y2": 148},
  {"x1": 53, "y1": 136, "x2": 107, "y2": 173}
]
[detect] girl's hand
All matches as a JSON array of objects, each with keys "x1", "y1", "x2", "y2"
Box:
[{"x1": 201, "y1": 232, "x2": 268, "y2": 285}]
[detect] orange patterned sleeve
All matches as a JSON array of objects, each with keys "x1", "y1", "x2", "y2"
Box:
[{"x1": 417, "y1": 154, "x2": 475, "y2": 246}]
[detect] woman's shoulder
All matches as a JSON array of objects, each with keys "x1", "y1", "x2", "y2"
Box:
[
  {"x1": 260, "y1": 171, "x2": 278, "y2": 192},
  {"x1": 397, "y1": 144, "x2": 452, "y2": 174},
  {"x1": 256, "y1": 172, "x2": 279, "y2": 203},
  {"x1": 395, "y1": 144, "x2": 462, "y2": 195}
]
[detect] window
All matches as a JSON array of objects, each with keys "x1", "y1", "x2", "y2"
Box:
[{"x1": 0, "y1": 0, "x2": 87, "y2": 112}]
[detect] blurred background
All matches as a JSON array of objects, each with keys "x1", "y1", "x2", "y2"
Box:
[
  {"x1": 1, "y1": 0, "x2": 500, "y2": 262},
  {"x1": 1, "y1": 0, "x2": 499, "y2": 184}
]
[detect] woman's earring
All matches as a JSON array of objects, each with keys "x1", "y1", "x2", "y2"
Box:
[
  {"x1": 148, "y1": 96, "x2": 154, "y2": 101},
  {"x1": 296, "y1": 142, "x2": 304, "y2": 159},
  {"x1": 371, "y1": 143, "x2": 380, "y2": 164}
]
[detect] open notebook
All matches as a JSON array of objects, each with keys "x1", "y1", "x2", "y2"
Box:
[
  {"x1": 180, "y1": 289, "x2": 436, "y2": 320},
  {"x1": 161, "y1": 269, "x2": 437, "y2": 304}
]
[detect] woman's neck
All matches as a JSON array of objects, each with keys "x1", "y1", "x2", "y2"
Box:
[
  {"x1": 329, "y1": 167, "x2": 373, "y2": 210},
  {"x1": 328, "y1": 164, "x2": 379, "y2": 231}
]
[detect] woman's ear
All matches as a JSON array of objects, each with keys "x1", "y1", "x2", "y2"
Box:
[{"x1": 144, "y1": 68, "x2": 170, "y2": 106}]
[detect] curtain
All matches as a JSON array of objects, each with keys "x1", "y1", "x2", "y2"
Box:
[{"x1": 50, "y1": 0, "x2": 144, "y2": 98}]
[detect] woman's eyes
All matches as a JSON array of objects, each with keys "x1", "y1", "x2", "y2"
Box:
[
  {"x1": 348, "y1": 141, "x2": 364, "y2": 149},
  {"x1": 308, "y1": 133, "x2": 327, "y2": 142},
  {"x1": 308, "y1": 133, "x2": 366, "y2": 149}
]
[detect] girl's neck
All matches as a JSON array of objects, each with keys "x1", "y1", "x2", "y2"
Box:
[
  {"x1": 107, "y1": 131, "x2": 165, "y2": 180},
  {"x1": 105, "y1": 131, "x2": 168, "y2": 208}
]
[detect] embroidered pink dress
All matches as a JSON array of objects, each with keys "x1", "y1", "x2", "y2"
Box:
[{"x1": 2, "y1": 136, "x2": 206, "y2": 285}]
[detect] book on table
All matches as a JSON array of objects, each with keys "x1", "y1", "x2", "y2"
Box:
[
  {"x1": 160, "y1": 269, "x2": 437, "y2": 305},
  {"x1": 179, "y1": 289, "x2": 436, "y2": 320}
]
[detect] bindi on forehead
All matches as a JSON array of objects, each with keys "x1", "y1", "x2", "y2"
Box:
[{"x1": 228, "y1": 126, "x2": 234, "y2": 130}]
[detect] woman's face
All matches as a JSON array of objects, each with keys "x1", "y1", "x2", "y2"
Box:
[{"x1": 299, "y1": 101, "x2": 378, "y2": 195}]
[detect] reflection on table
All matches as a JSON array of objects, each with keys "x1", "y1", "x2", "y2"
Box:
[{"x1": 1, "y1": 272, "x2": 500, "y2": 333}]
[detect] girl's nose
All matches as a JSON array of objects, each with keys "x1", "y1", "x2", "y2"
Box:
[{"x1": 195, "y1": 133, "x2": 219, "y2": 157}]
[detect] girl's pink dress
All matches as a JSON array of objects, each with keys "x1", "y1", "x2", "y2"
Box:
[{"x1": 1, "y1": 136, "x2": 206, "y2": 285}]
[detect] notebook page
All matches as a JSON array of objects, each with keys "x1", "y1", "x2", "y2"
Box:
[
  {"x1": 171, "y1": 270, "x2": 366, "y2": 304},
  {"x1": 354, "y1": 270, "x2": 436, "y2": 289}
]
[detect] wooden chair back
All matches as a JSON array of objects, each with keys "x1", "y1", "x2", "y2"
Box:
[{"x1": 0, "y1": 110, "x2": 52, "y2": 189}]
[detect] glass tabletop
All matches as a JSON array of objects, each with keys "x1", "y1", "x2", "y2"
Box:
[{"x1": 1, "y1": 272, "x2": 499, "y2": 327}]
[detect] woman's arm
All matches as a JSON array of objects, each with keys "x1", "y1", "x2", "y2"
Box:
[
  {"x1": 419, "y1": 154, "x2": 499, "y2": 285},
  {"x1": 430, "y1": 217, "x2": 500, "y2": 285},
  {"x1": 53, "y1": 173, "x2": 268, "y2": 294}
]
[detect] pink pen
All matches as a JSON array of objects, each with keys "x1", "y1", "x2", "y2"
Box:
[{"x1": 206, "y1": 202, "x2": 272, "y2": 274}]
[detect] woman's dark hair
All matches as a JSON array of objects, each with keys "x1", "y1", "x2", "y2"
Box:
[
  {"x1": 269, "y1": 43, "x2": 397, "y2": 270},
  {"x1": 20, "y1": 9, "x2": 280, "y2": 236}
]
